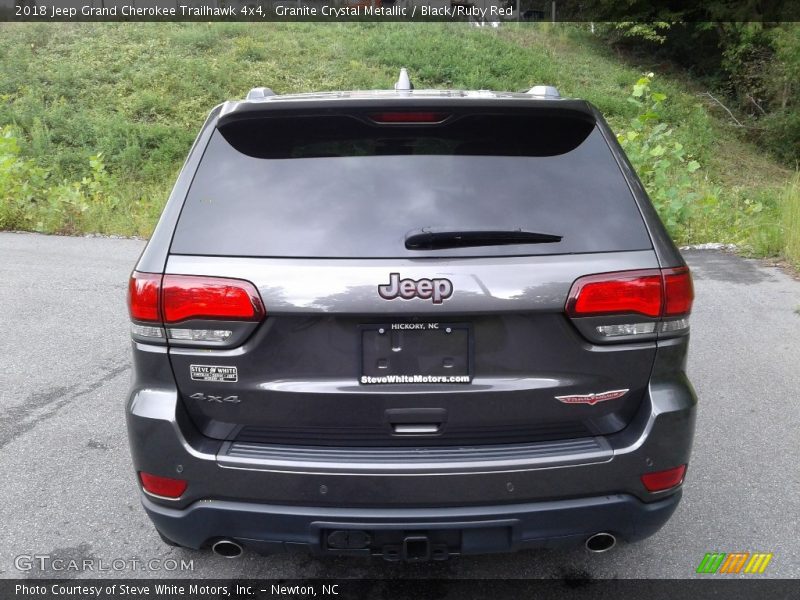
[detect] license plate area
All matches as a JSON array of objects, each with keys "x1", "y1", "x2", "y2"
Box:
[{"x1": 361, "y1": 323, "x2": 471, "y2": 384}]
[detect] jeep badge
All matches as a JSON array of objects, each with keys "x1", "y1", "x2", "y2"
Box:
[{"x1": 378, "y1": 273, "x2": 454, "y2": 304}]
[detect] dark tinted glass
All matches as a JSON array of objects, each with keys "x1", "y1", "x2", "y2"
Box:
[{"x1": 171, "y1": 114, "x2": 652, "y2": 258}]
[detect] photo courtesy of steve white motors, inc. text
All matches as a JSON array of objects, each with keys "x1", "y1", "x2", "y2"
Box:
[{"x1": 13, "y1": 583, "x2": 341, "y2": 597}]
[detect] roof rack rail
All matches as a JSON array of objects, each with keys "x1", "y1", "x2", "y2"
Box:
[
  {"x1": 526, "y1": 85, "x2": 561, "y2": 99},
  {"x1": 246, "y1": 87, "x2": 276, "y2": 101}
]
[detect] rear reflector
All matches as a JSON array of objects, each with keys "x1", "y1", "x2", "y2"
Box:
[
  {"x1": 641, "y1": 465, "x2": 687, "y2": 492},
  {"x1": 139, "y1": 472, "x2": 187, "y2": 499},
  {"x1": 128, "y1": 272, "x2": 162, "y2": 322},
  {"x1": 368, "y1": 111, "x2": 449, "y2": 124},
  {"x1": 161, "y1": 275, "x2": 265, "y2": 324}
]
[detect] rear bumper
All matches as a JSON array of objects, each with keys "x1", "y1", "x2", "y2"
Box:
[
  {"x1": 126, "y1": 343, "x2": 696, "y2": 555},
  {"x1": 142, "y1": 490, "x2": 681, "y2": 555}
]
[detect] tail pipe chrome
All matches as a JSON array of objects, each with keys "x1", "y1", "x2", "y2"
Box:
[
  {"x1": 211, "y1": 539, "x2": 243, "y2": 558},
  {"x1": 585, "y1": 532, "x2": 616, "y2": 553}
]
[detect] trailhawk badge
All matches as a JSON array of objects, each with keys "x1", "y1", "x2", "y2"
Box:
[
  {"x1": 555, "y1": 389, "x2": 629, "y2": 406},
  {"x1": 378, "y1": 273, "x2": 453, "y2": 304}
]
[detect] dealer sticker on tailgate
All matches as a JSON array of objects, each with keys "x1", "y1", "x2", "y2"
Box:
[{"x1": 190, "y1": 364, "x2": 238, "y2": 383}]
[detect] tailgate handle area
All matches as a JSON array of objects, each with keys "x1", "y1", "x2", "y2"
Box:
[
  {"x1": 393, "y1": 424, "x2": 440, "y2": 434},
  {"x1": 386, "y1": 408, "x2": 446, "y2": 436}
]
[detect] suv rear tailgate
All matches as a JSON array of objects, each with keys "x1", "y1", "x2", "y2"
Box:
[{"x1": 166, "y1": 251, "x2": 659, "y2": 445}]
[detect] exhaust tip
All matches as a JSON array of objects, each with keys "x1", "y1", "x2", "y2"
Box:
[
  {"x1": 211, "y1": 539, "x2": 243, "y2": 558},
  {"x1": 585, "y1": 532, "x2": 616, "y2": 553}
]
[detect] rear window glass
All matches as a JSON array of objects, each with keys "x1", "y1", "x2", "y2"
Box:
[{"x1": 171, "y1": 113, "x2": 652, "y2": 258}]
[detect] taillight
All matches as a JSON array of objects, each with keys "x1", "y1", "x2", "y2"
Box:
[
  {"x1": 368, "y1": 111, "x2": 450, "y2": 124},
  {"x1": 128, "y1": 272, "x2": 161, "y2": 322},
  {"x1": 566, "y1": 271, "x2": 663, "y2": 318},
  {"x1": 161, "y1": 275, "x2": 265, "y2": 324},
  {"x1": 663, "y1": 267, "x2": 694, "y2": 316},
  {"x1": 139, "y1": 472, "x2": 187, "y2": 499},
  {"x1": 641, "y1": 465, "x2": 687, "y2": 492},
  {"x1": 566, "y1": 267, "x2": 693, "y2": 340},
  {"x1": 128, "y1": 271, "x2": 265, "y2": 344}
]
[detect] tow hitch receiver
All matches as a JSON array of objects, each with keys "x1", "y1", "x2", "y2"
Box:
[
  {"x1": 403, "y1": 536, "x2": 430, "y2": 562},
  {"x1": 382, "y1": 536, "x2": 450, "y2": 562},
  {"x1": 323, "y1": 529, "x2": 454, "y2": 561}
]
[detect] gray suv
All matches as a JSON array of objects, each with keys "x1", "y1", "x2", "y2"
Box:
[{"x1": 126, "y1": 70, "x2": 696, "y2": 561}]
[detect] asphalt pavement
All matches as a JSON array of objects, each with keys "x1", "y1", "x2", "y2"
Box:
[{"x1": 0, "y1": 232, "x2": 798, "y2": 580}]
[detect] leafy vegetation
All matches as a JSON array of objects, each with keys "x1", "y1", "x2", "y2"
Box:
[
  {"x1": 616, "y1": 73, "x2": 786, "y2": 258},
  {"x1": 0, "y1": 126, "x2": 160, "y2": 235},
  {"x1": 617, "y1": 74, "x2": 703, "y2": 237},
  {"x1": 0, "y1": 22, "x2": 797, "y2": 266},
  {"x1": 595, "y1": 22, "x2": 800, "y2": 166},
  {"x1": 783, "y1": 175, "x2": 800, "y2": 270}
]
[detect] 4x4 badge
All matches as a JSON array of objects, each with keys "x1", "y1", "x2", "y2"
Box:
[
  {"x1": 555, "y1": 389, "x2": 629, "y2": 406},
  {"x1": 378, "y1": 272, "x2": 453, "y2": 304}
]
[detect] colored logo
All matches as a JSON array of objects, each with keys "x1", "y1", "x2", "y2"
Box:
[
  {"x1": 555, "y1": 389, "x2": 629, "y2": 406},
  {"x1": 696, "y1": 552, "x2": 773, "y2": 574}
]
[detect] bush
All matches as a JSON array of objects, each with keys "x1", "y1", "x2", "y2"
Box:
[
  {"x1": 0, "y1": 125, "x2": 139, "y2": 234},
  {"x1": 596, "y1": 22, "x2": 800, "y2": 168},
  {"x1": 0, "y1": 126, "x2": 49, "y2": 230},
  {"x1": 759, "y1": 109, "x2": 800, "y2": 167},
  {"x1": 616, "y1": 74, "x2": 790, "y2": 256},
  {"x1": 617, "y1": 74, "x2": 704, "y2": 240}
]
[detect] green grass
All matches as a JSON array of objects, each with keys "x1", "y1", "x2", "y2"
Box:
[
  {"x1": 0, "y1": 22, "x2": 796, "y2": 257},
  {"x1": 782, "y1": 174, "x2": 800, "y2": 269}
]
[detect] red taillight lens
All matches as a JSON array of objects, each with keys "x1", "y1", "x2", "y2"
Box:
[
  {"x1": 663, "y1": 267, "x2": 694, "y2": 316},
  {"x1": 161, "y1": 275, "x2": 265, "y2": 324},
  {"x1": 368, "y1": 111, "x2": 449, "y2": 124},
  {"x1": 566, "y1": 271, "x2": 663, "y2": 318},
  {"x1": 139, "y1": 472, "x2": 187, "y2": 499},
  {"x1": 128, "y1": 272, "x2": 162, "y2": 322},
  {"x1": 641, "y1": 465, "x2": 687, "y2": 492},
  {"x1": 566, "y1": 267, "x2": 694, "y2": 319}
]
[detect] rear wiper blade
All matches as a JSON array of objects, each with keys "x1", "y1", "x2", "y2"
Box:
[{"x1": 405, "y1": 228, "x2": 562, "y2": 250}]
